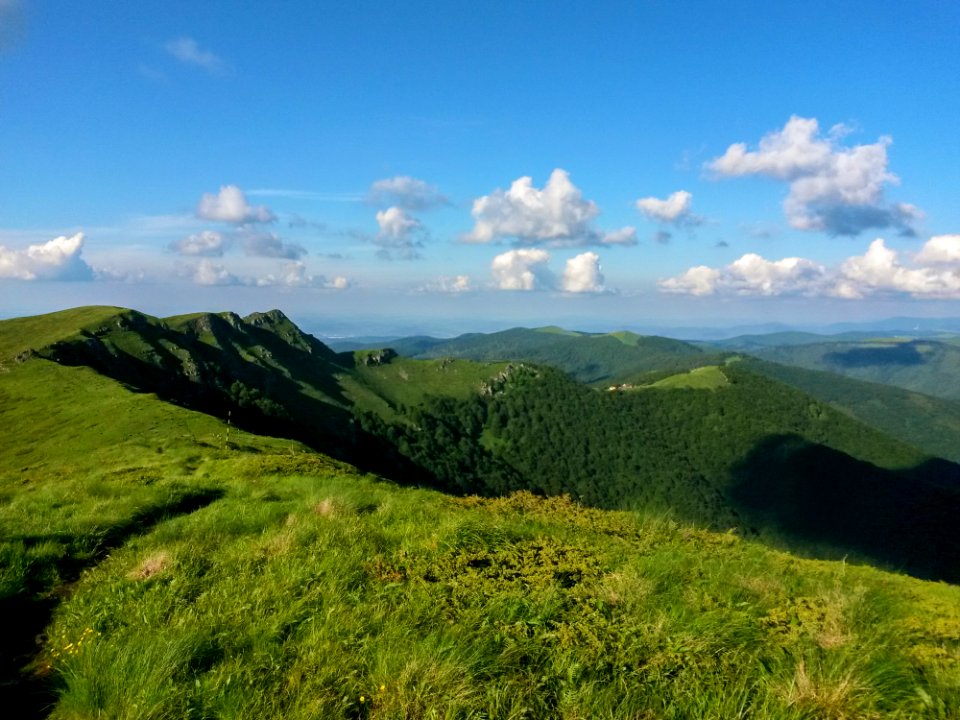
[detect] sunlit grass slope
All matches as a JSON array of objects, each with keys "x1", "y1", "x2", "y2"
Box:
[
  {"x1": 42, "y1": 470, "x2": 960, "y2": 719},
  {"x1": 1, "y1": 325, "x2": 959, "y2": 718}
]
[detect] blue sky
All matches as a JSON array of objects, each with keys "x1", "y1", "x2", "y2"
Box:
[{"x1": 2, "y1": 1, "x2": 959, "y2": 333}]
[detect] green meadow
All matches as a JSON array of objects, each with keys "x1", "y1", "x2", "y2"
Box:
[{"x1": 2, "y1": 309, "x2": 960, "y2": 718}]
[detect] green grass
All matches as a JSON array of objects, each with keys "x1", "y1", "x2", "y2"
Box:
[
  {"x1": 38, "y1": 473, "x2": 960, "y2": 719},
  {"x1": 645, "y1": 365, "x2": 729, "y2": 390},
  {"x1": 341, "y1": 355, "x2": 509, "y2": 419},
  {"x1": 3, "y1": 311, "x2": 960, "y2": 718},
  {"x1": 0, "y1": 305, "x2": 127, "y2": 361}
]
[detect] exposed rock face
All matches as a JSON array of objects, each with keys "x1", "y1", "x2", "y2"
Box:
[{"x1": 361, "y1": 348, "x2": 398, "y2": 366}]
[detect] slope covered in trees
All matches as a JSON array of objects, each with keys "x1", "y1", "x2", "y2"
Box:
[
  {"x1": 747, "y1": 338, "x2": 960, "y2": 400},
  {"x1": 359, "y1": 362, "x2": 960, "y2": 582}
]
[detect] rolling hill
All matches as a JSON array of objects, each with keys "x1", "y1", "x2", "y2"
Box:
[
  {"x1": 340, "y1": 326, "x2": 714, "y2": 385},
  {"x1": 744, "y1": 338, "x2": 960, "y2": 401},
  {"x1": 1, "y1": 309, "x2": 959, "y2": 717}
]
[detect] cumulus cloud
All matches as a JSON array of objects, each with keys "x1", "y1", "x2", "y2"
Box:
[
  {"x1": 254, "y1": 261, "x2": 349, "y2": 289},
  {"x1": 368, "y1": 176, "x2": 448, "y2": 211},
  {"x1": 170, "y1": 230, "x2": 227, "y2": 257},
  {"x1": 464, "y1": 169, "x2": 636, "y2": 247},
  {"x1": 375, "y1": 206, "x2": 424, "y2": 260},
  {"x1": 636, "y1": 190, "x2": 702, "y2": 226},
  {"x1": 914, "y1": 234, "x2": 960, "y2": 265},
  {"x1": 183, "y1": 259, "x2": 348, "y2": 289},
  {"x1": 661, "y1": 233, "x2": 960, "y2": 299},
  {"x1": 562, "y1": 252, "x2": 605, "y2": 293},
  {"x1": 197, "y1": 185, "x2": 276, "y2": 224},
  {"x1": 660, "y1": 253, "x2": 827, "y2": 296},
  {"x1": 491, "y1": 248, "x2": 554, "y2": 290},
  {"x1": 420, "y1": 275, "x2": 473, "y2": 293},
  {"x1": 239, "y1": 231, "x2": 306, "y2": 259},
  {"x1": 165, "y1": 37, "x2": 227, "y2": 74},
  {"x1": 706, "y1": 116, "x2": 920, "y2": 236},
  {"x1": 659, "y1": 266, "x2": 723, "y2": 297},
  {"x1": 0, "y1": 233, "x2": 94, "y2": 281},
  {"x1": 188, "y1": 259, "x2": 241, "y2": 286},
  {"x1": 833, "y1": 239, "x2": 960, "y2": 299}
]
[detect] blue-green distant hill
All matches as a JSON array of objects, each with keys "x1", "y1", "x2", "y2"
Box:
[
  {"x1": 336, "y1": 326, "x2": 712, "y2": 385},
  {"x1": 734, "y1": 338, "x2": 960, "y2": 401}
]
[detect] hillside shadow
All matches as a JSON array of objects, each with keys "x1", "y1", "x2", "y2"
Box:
[
  {"x1": 39, "y1": 315, "x2": 391, "y2": 467},
  {"x1": 824, "y1": 342, "x2": 925, "y2": 368},
  {"x1": 728, "y1": 434, "x2": 960, "y2": 583},
  {"x1": 0, "y1": 487, "x2": 224, "y2": 719}
]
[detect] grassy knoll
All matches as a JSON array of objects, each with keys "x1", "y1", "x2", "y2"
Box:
[
  {"x1": 645, "y1": 365, "x2": 729, "y2": 390},
  {"x1": 38, "y1": 469, "x2": 960, "y2": 718},
  {"x1": 0, "y1": 356, "x2": 303, "y2": 713},
  {"x1": 3, "y1": 309, "x2": 960, "y2": 717},
  {"x1": 340, "y1": 354, "x2": 509, "y2": 420},
  {"x1": 0, "y1": 363, "x2": 958, "y2": 717}
]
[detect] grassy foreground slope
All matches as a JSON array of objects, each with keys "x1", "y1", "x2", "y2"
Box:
[{"x1": 1, "y1": 320, "x2": 959, "y2": 717}]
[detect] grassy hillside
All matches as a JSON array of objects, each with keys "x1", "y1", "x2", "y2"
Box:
[
  {"x1": 362, "y1": 363, "x2": 960, "y2": 583},
  {"x1": 1, "y1": 358, "x2": 959, "y2": 717},
  {"x1": 3, "y1": 309, "x2": 960, "y2": 717},
  {"x1": 749, "y1": 338, "x2": 960, "y2": 401},
  {"x1": 744, "y1": 358, "x2": 960, "y2": 463}
]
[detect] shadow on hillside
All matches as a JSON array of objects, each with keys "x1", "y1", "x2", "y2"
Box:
[
  {"x1": 728, "y1": 434, "x2": 960, "y2": 583},
  {"x1": 39, "y1": 314, "x2": 410, "y2": 472},
  {"x1": 824, "y1": 342, "x2": 925, "y2": 368},
  {"x1": 0, "y1": 488, "x2": 224, "y2": 720}
]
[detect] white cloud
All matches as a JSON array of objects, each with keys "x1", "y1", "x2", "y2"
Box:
[
  {"x1": 491, "y1": 248, "x2": 554, "y2": 290},
  {"x1": 659, "y1": 253, "x2": 826, "y2": 296},
  {"x1": 254, "y1": 261, "x2": 349, "y2": 289},
  {"x1": 600, "y1": 226, "x2": 639, "y2": 245},
  {"x1": 368, "y1": 176, "x2": 448, "y2": 211},
  {"x1": 375, "y1": 206, "x2": 424, "y2": 259},
  {"x1": 190, "y1": 260, "x2": 244, "y2": 285},
  {"x1": 562, "y1": 252, "x2": 605, "y2": 293},
  {"x1": 189, "y1": 259, "x2": 241, "y2": 286},
  {"x1": 197, "y1": 185, "x2": 276, "y2": 224},
  {"x1": 659, "y1": 266, "x2": 722, "y2": 296},
  {"x1": 833, "y1": 239, "x2": 960, "y2": 299},
  {"x1": 636, "y1": 190, "x2": 701, "y2": 226},
  {"x1": 706, "y1": 116, "x2": 920, "y2": 236},
  {"x1": 914, "y1": 234, "x2": 960, "y2": 265},
  {"x1": 0, "y1": 233, "x2": 94, "y2": 281},
  {"x1": 165, "y1": 37, "x2": 227, "y2": 74},
  {"x1": 421, "y1": 275, "x2": 472, "y2": 293},
  {"x1": 184, "y1": 259, "x2": 347, "y2": 289},
  {"x1": 170, "y1": 230, "x2": 227, "y2": 257},
  {"x1": 464, "y1": 169, "x2": 636, "y2": 247},
  {"x1": 239, "y1": 231, "x2": 306, "y2": 259},
  {"x1": 660, "y1": 234, "x2": 960, "y2": 299}
]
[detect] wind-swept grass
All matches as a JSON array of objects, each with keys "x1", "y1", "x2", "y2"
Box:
[
  {"x1": 3, "y1": 312, "x2": 960, "y2": 718},
  {"x1": 36, "y1": 468, "x2": 960, "y2": 719}
]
